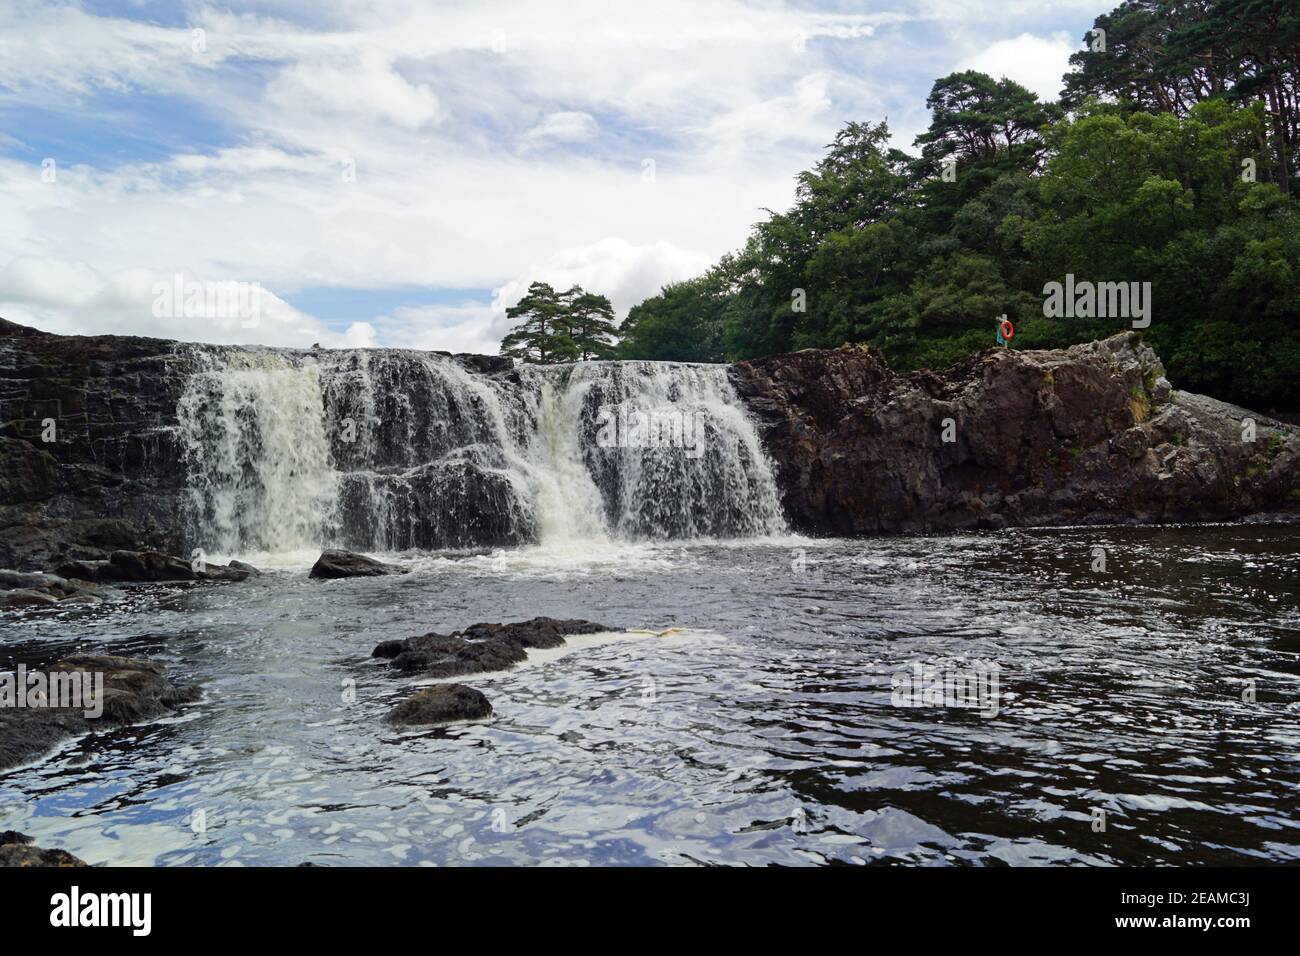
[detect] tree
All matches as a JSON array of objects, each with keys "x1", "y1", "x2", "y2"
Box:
[
  {"x1": 500, "y1": 282, "x2": 573, "y2": 363},
  {"x1": 1063, "y1": 0, "x2": 1300, "y2": 193},
  {"x1": 615, "y1": 51, "x2": 1300, "y2": 410},
  {"x1": 915, "y1": 71, "x2": 1061, "y2": 169},
  {"x1": 500, "y1": 282, "x2": 621, "y2": 363},
  {"x1": 563, "y1": 288, "x2": 619, "y2": 360},
  {"x1": 619, "y1": 275, "x2": 727, "y2": 362}
]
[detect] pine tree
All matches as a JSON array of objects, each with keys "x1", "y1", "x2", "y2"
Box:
[
  {"x1": 564, "y1": 288, "x2": 619, "y2": 360},
  {"x1": 500, "y1": 282, "x2": 617, "y2": 363},
  {"x1": 500, "y1": 282, "x2": 573, "y2": 363}
]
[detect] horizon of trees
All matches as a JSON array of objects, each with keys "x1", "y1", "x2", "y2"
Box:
[{"x1": 612, "y1": 0, "x2": 1300, "y2": 412}]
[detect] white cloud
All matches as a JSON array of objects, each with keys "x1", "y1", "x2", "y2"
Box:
[
  {"x1": 265, "y1": 49, "x2": 441, "y2": 130},
  {"x1": 957, "y1": 32, "x2": 1076, "y2": 102},
  {"x1": 374, "y1": 237, "x2": 713, "y2": 355},
  {"x1": 0, "y1": 1, "x2": 1098, "y2": 352},
  {"x1": 0, "y1": 256, "x2": 352, "y2": 347},
  {"x1": 522, "y1": 111, "x2": 599, "y2": 146}
]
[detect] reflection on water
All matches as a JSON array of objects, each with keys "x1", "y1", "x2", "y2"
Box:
[{"x1": 1, "y1": 524, "x2": 1298, "y2": 866}]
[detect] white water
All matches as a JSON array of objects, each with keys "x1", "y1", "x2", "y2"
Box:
[
  {"x1": 176, "y1": 348, "x2": 786, "y2": 555},
  {"x1": 176, "y1": 351, "x2": 338, "y2": 554}
]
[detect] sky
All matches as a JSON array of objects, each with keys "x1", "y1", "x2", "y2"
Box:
[{"x1": 0, "y1": 0, "x2": 1103, "y2": 353}]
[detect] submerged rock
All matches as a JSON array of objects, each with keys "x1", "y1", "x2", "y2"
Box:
[
  {"x1": 731, "y1": 332, "x2": 1300, "y2": 534},
  {"x1": 0, "y1": 832, "x2": 87, "y2": 868},
  {"x1": 309, "y1": 549, "x2": 410, "y2": 579},
  {"x1": 372, "y1": 617, "x2": 615, "y2": 677},
  {"x1": 386, "y1": 683, "x2": 492, "y2": 726},
  {"x1": 0, "y1": 655, "x2": 201, "y2": 771}
]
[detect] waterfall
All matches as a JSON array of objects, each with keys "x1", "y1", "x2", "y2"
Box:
[
  {"x1": 176, "y1": 350, "x2": 339, "y2": 554},
  {"x1": 176, "y1": 348, "x2": 786, "y2": 555}
]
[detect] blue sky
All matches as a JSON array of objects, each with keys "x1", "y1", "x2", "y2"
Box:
[{"x1": 0, "y1": 0, "x2": 1101, "y2": 352}]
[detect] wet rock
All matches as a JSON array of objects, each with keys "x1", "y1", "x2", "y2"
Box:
[
  {"x1": 386, "y1": 684, "x2": 492, "y2": 726},
  {"x1": 0, "y1": 567, "x2": 117, "y2": 610},
  {"x1": 732, "y1": 332, "x2": 1300, "y2": 533},
  {"x1": 0, "y1": 588, "x2": 60, "y2": 609},
  {"x1": 460, "y1": 617, "x2": 613, "y2": 649},
  {"x1": 227, "y1": 559, "x2": 261, "y2": 576},
  {"x1": 0, "y1": 655, "x2": 201, "y2": 771},
  {"x1": 309, "y1": 549, "x2": 410, "y2": 579},
  {"x1": 52, "y1": 550, "x2": 253, "y2": 585},
  {"x1": 0, "y1": 319, "x2": 199, "y2": 571},
  {"x1": 373, "y1": 618, "x2": 615, "y2": 677},
  {"x1": 391, "y1": 634, "x2": 527, "y2": 677},
  {"x1": 0, "y1": 832, "x2": 87, "y2": 867}
]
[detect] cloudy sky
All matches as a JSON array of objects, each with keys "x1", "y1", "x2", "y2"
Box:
[{"x1": 0, "y1": 0, "x2": 1102, "y2": 353}]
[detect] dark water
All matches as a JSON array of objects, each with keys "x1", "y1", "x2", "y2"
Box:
[{"x1": 2, "y1": 524, "x2": 1298, "y2": 866}]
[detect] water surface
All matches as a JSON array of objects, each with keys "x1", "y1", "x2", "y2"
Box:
[{"x1": 2, "y1": 524, "x2": 1298, "y2": 866}]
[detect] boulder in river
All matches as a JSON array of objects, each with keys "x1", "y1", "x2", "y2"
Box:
[
  {"x1": 372, "y1": 617, "x2": 616, "y2": 676},
  {"x1": 309, "y1": 549, "x2": 410, "y2": 579},
  {"x1": 0, "y1": 831, "x2": 87, "y2": 868},
  {"x1": 386, "y1": 684, "x2": 492, "y2": 726},
  {"x1": 0, "y1": 655, "x2": 201, "y2": 771},
  {"x1": 0, "y1": 568, "x2": 117, "y2": 609},
  {"x1": 54, "y1": 549, "x2": 255, "y2": 585}
]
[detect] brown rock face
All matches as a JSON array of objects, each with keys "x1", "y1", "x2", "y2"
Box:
[{"x1": 730, "y1": 333, "x2": 1300, "y2": 534}]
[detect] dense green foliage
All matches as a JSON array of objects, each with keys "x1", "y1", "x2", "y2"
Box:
[
  {"x1": 501, "y1": 282, "x2": 618, "y2": 363},
  {"x1": 617, "y1": 0, "x2": 1300, "y2": 411}
]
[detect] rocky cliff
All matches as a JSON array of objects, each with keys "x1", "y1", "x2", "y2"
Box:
[
  {"x1": 2, "y1": 319, "x2": 1297, "y2": 569},
  {"x1": 730, "y1": 332, "x2": 1300, "y2": 533},
  {"x1": 0, "y1": 318, "x2": 196, "y2": 569}
]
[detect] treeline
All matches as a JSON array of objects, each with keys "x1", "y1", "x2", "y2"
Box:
[{"x1": 616, "y1": 0, "x2": 1300, "y2": 411}]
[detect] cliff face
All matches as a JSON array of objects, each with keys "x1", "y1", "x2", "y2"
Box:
[
  {"x1": 730, "y1": 332, "x2": 1300, "y2": 534},
  {"x1": 0, "y1": 319, "x2": 195, "y2": 569},
  {"x1": 2, "y1": 319, "x2": 1297, "y2": 571}
]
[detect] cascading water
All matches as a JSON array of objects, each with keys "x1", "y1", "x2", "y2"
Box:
[
  {"x1": 176, "y1": 347, "x2": 786, "y2": 555},
  {"x1": 176, "y1": 350, "x2": 338, "y2": 554}
]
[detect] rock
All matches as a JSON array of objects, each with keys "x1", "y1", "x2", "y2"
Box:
[
  {"x1": 0, "y1": 655, "x2": 201, "y2": 771},
  {"x1": 373, "y1": 618, "x2": 615, "y2": 677},
  {"x1": 0, "y1": 320, "x2": 199, "y2": 570},
  {"x1": 309, "y1": 549, "x2": 409, "y2": 579},
  {"x1": 391, "y1": 634, "x2": 527, "y2": 676},
  {"x1": 0, "y1": 831, "x2": 87, "y2": 867},
  {"x1": 227, "y1": 559, "x2": 261, "y2": 575},
  {"x1": 386, "y1": 684, "x2": 492, "y2": 726},
  {"x1": 0, "y1": 588, "x2": 60, "y2": 608},
  {"x1": 460, "y1": 617, "x2": 613, "y2": 649},
  {"x1": 731, "y1": 332, "x2": 1300, "y2": 533},
  {"x1": 52, "y1": 550, "x2": 252, "y2": 585},
  {"x1": 0, "y1": 567, "x2": 117, "y2": 610}
]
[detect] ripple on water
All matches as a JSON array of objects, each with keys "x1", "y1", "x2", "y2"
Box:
[{"x1": 2, "y1": 525, "x2": 1299, "y2": 865}]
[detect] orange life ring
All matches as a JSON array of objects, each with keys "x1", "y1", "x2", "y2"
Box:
[{"x1": 999, "y1": 318, "x2": 1015, "y2": 340}]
